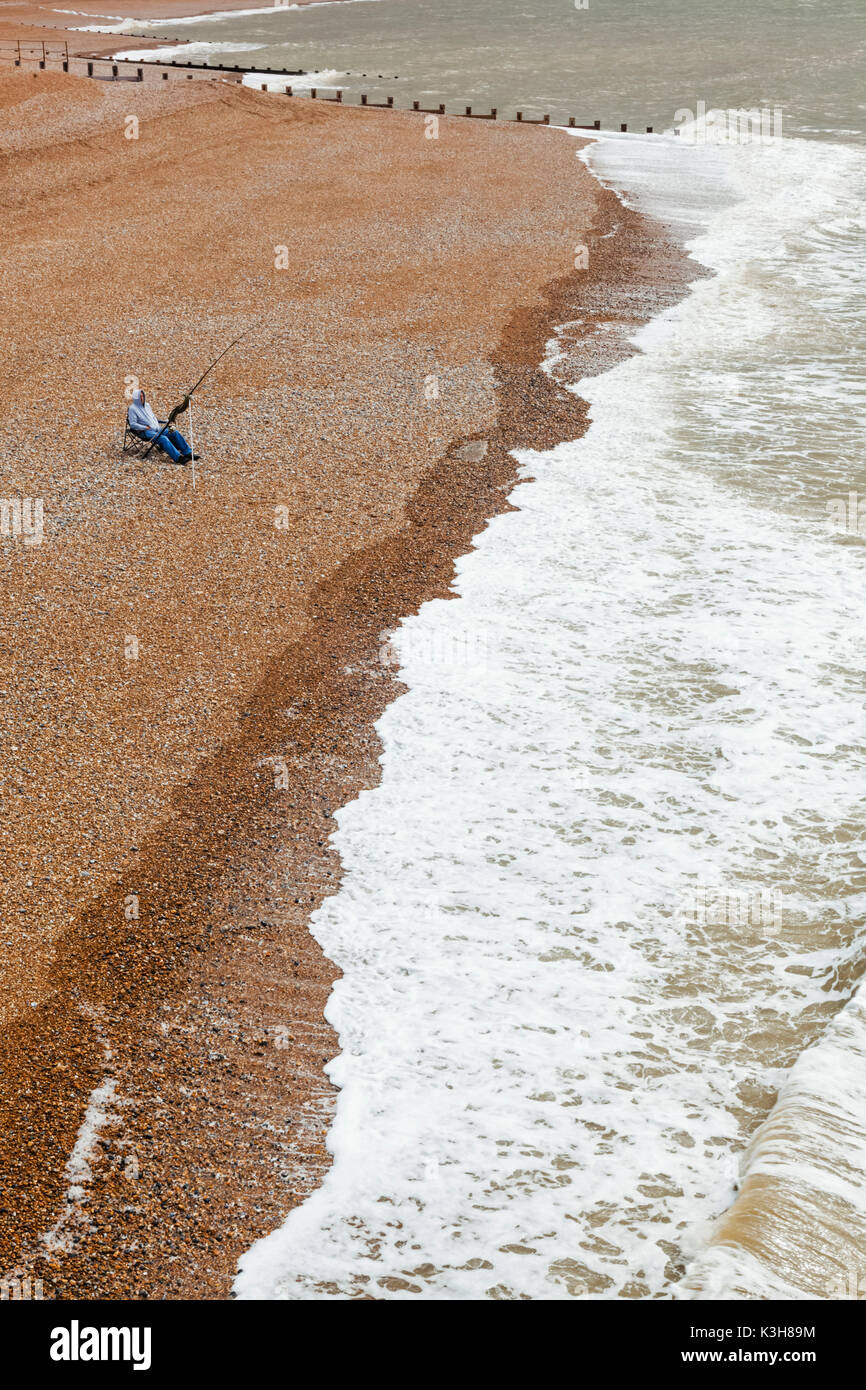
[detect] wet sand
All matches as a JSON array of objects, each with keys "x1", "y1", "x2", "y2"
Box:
[{"x1": 0, "y1": 66, "x2": 696, "y2": 1298}]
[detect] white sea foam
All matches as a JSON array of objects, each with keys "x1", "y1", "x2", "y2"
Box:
[
  {"x1": 242, "y1": 69, "x2": 343, "y2": 91},
  {"x1": 71, "y1": 20, "x2": 141, "y2": 32},
  {"x1": 113, "y1": 41, "x2": 265, "y2": 60},
  {"x1": 41, "y1": 1005, "x2": 122, "y2": 1256},
  {"x1": 234, "y1": 131, "x2": 866, "y2": 1299},
  {"x1": 92, "y1": 0, "x2": 386, "y2": 30}
]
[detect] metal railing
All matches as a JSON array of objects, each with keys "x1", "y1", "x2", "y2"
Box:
[{"x1": 0, "y1": 41, "x2": 69, "y2": 66}]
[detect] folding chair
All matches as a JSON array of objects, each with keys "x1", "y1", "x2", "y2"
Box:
[{"x1": 122, "y1": 418, "x2": 152, "y2": 458}]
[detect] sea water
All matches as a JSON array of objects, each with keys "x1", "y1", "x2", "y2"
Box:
[
  {"x1": 228, "y1": 121, "x2": 866, "y2": 1297},
  {"x1": 103, "y1": 0, "x2": 866, "y2": 142}
]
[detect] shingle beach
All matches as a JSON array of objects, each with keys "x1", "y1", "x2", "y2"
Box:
[{"x1": 0, "y1": 36, "x2": 695, "y2": 1298}]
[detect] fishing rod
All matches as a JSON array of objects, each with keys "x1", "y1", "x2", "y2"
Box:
[{"x1": 143, "y1": 318, "x2": 266, "y2": 460}]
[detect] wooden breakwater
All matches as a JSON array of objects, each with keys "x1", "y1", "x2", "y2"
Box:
[{"x1": 0, "y1": 51, "x2": 653, "y2": 131}]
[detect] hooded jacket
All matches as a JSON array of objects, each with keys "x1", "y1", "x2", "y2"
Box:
[{"x1": 127, "y1": 389, "x2": 160, "y2": 432}]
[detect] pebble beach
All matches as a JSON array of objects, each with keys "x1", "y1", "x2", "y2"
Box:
[{"x1": 0, "y1": 12, "x2": 695, "y2": 1299}]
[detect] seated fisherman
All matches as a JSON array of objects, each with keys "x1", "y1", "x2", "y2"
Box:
[{"x1": 127, "y1": 388, "x2": 195, "y2": 464}]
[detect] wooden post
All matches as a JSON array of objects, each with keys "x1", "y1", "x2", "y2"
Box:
[
  {"x1": 285, "y1": 85, "x2": 292, "y2": 96},
  {"x1": 87, "y1": 61, "x2": 93, "y2": 77},
  {"x1": 646, "y1": 126, "x2": 653, "y2": 133},
  {"x1": 387, "y1": 96, "x2": 393, "y2": 107},
  {"x1": 137, "y1": 66, "x2": 143, "y2": 81},
  {"x1": 620, "y1": 122, "x2": 627, "y2": 132},
  {"x1": 335, "y1": 89, "x2": 342, "y2": 102},
  {"x1": 491, "y1": 108, "x2": 497, "y2": 120},
  {"x1": 162, "y1": 71, "x2": 168, "y2": 80},
  {"x1": 112, "y1": 63, "x2": 118, "y2": 79},
  {"x1": 361, "y1": 93, "x2": 367, "y2": 105},
  {"x1": 594, "y1": 119, "x2": 600, "y2": 129},
  {"x1": 310, "y1": 87, "x2": 316, "y2": 99},
  {"x1": 516, "y1": 111, "x2": 523, "y2": 122},
  {"x1": 465, "y1": 105, "x2": 472, "y2": 116}
]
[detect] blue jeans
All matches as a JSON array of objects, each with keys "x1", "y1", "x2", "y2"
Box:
[{"x1": 135, "y1": 426, "x2": 191, "y2": 463}]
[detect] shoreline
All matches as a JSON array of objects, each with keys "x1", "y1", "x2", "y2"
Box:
[
  {"x1": 0, "y1": 0, "x2": 359, "y2": 61},
  {"x1": 0, "y1": 66, "x2": 698, "y2": 1298},
  {"x1": 0, "y1": 0, "x2": 342, "y2": 27}
]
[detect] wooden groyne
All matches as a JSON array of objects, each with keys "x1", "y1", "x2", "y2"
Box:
[{"x1": 0, "y1": 50, "x2": 655, "y2": 131}]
